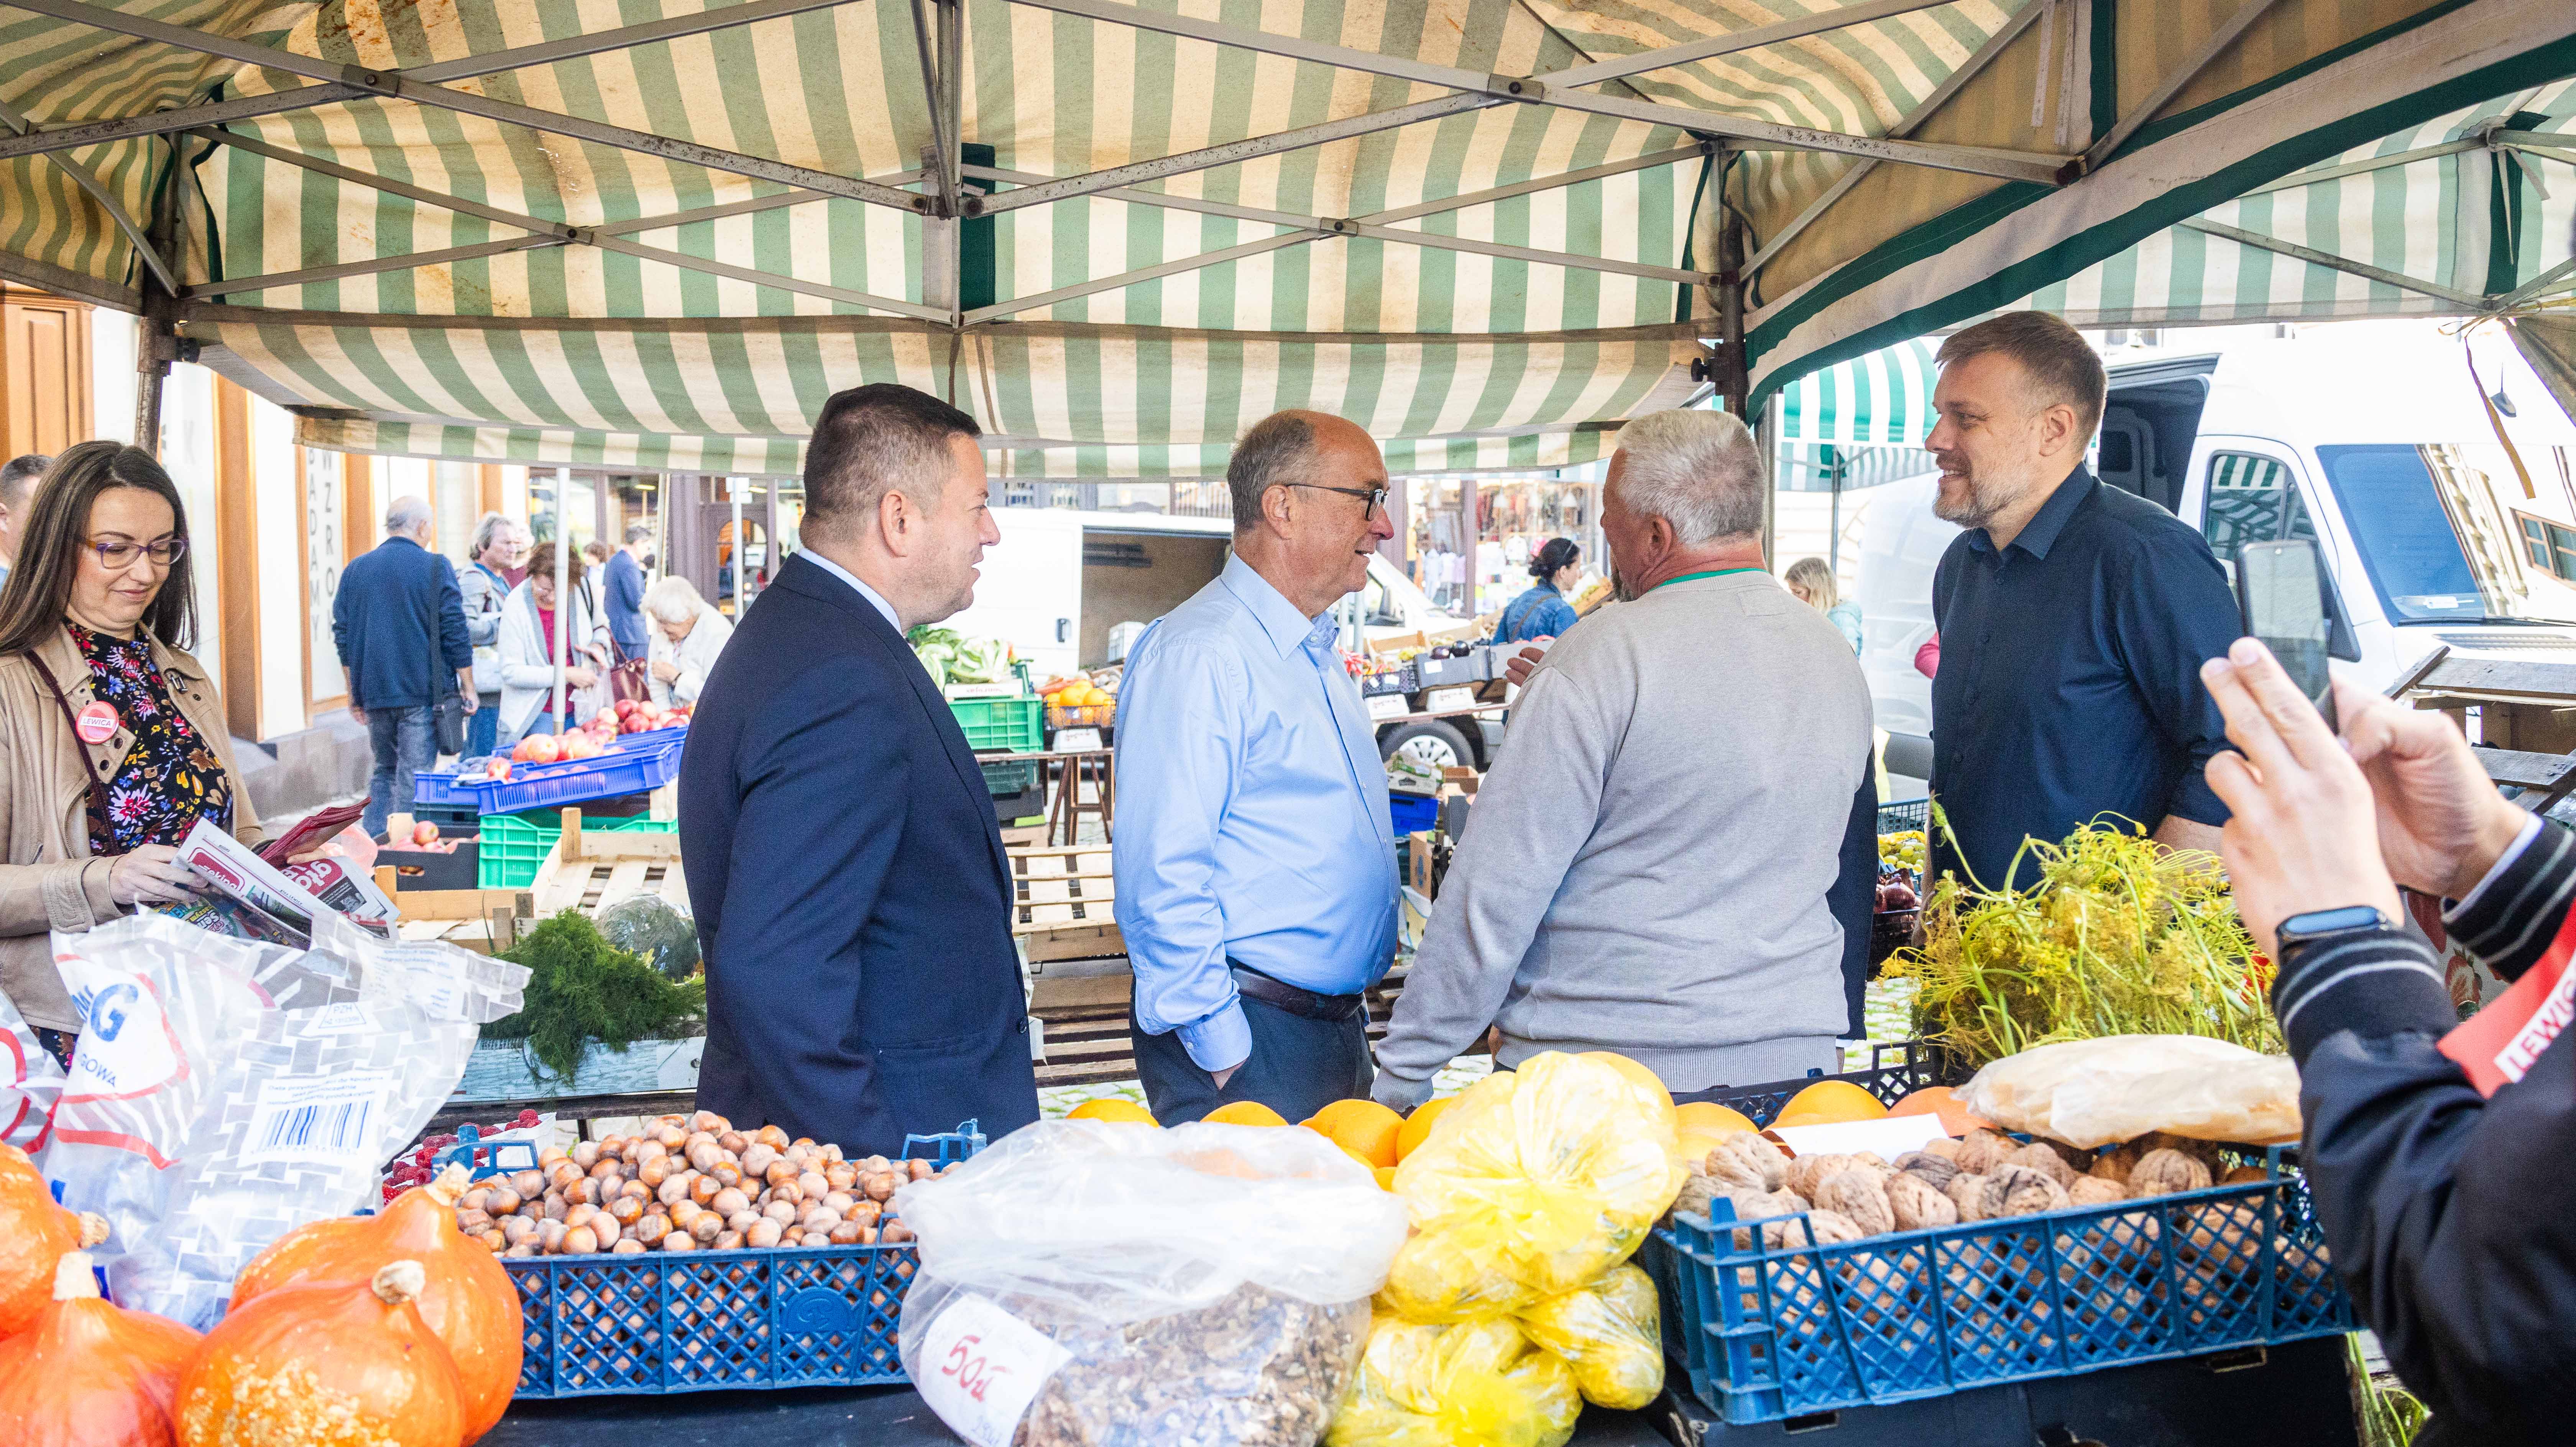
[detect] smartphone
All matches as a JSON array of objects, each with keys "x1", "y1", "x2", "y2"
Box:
[{"x1": 2236, "y1": 538, "x2": 2338, "y2": 732}]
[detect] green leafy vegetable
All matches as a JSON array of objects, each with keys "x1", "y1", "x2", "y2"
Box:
[{"x1": 482, "y1": 910, "x2": 706, "y2": 1079}]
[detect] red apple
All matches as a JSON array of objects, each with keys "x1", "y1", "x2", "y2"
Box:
[
  {"x1": 613, "y1": 698, "x2": 641, "y2": 720},
  {"x1": 412, "y1": 821, "x2": 440, "y2": 846},
  {"x1": 521, "y1": 735, "x2": 561, "y2": 765}
]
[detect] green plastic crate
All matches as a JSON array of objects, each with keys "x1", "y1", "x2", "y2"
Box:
[
  {"x1": 478, "y1": 810, "x2": 679, "y2": 890},
  {"x1": 949, "y1": 695, "x2": 1043, "y2": 752}
]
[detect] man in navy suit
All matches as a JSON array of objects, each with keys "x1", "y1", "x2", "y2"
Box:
[{"x1": 680, "y1": 383, "x2": 1038, "y2": 1156}]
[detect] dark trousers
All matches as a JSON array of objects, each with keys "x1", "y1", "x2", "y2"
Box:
[
  {"x1": 1132, "y1": 995, "x2": 1373, "y2": 1125},
  {"x1": 362, "y1": 704, "x2": 438, "y2": 837}
]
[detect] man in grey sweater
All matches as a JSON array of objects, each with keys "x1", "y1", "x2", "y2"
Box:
[{"x1": 1372, "y1": 409, "x2": 1874, "y2": 1109}]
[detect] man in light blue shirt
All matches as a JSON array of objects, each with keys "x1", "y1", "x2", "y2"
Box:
[{"x1": 1114, "y1": 410, "x2": 1400, "y2": 1123}]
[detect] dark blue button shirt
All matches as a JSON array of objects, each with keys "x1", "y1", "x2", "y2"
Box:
[{"x1": 1929, "y1": 468, "x2": 2239, "y2": 891}]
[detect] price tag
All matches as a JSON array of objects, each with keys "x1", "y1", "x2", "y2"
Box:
[{"x1": 915, "y1": 1294, "x2": 1070, "y2": 1447}]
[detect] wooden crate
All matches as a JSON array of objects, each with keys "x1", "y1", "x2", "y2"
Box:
[
  {"x1": 1011, "y1": 843, "x2": 1123, "y2": 964},
  {"x1": 531, "y1": 812, "x2": 691, "y2": 919},
  {"x1": 375, "y1": 871, "x2": 530, "y2": 954}
]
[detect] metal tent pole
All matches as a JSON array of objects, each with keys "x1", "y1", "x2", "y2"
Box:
[
  {"x1": 553, "y1": 515, "x2": 571, "y2": 727},
  {"x1": 133, "y1": 135, "x2": 184, "y2": 454}
]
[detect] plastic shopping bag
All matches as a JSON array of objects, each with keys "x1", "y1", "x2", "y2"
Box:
[
  {"x1": 47, "y1": 912, "x2": 525, "y2": 1327},
  {"x1": 0, "y1": 989, "x2": 63, "y2": 1154},
  {"x1": 1513, "y1": 1263, "x2": 1662, "y2": 1409},
  {"x1": 895, "y1": 1119, "x2": 1408, "y2": 1447},
  {"x1": 1324, "y1": 1315, "x2": 1581, "y2": 1447},
  {"x1": 1961, "y1": 1034, "x2": 2301, "y2": 1150},
  {"x1": 1380, "y1": 1052, "x2": 1687, "y2": 1321}
]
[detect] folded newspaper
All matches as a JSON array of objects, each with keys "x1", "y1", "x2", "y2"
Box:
[{"x1": 177, "y1": 817, "x2": 395, "y2": 944}]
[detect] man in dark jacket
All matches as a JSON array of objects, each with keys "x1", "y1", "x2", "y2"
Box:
[
  {"x1": 334, "y1": 497, "x2": 474, "y2": 837},
  {"x1": 2200, "y1": 636, "x2": 2574, "y2": 1446},
  {"x1": 679, "y1": 384, "x2": 1038, "y2": 1157}
]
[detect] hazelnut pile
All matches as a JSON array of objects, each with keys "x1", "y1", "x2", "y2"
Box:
[{"x1": 450, "y1": 1111, "x2": 956, "y2": 1258}]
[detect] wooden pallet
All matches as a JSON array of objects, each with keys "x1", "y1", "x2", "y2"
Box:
[
  {"x1": 531, "y1": 814, "x2": 692, "y2": 919},
  {"x1": 376, "y1": 874, "x2": 531, "y2": 954}
]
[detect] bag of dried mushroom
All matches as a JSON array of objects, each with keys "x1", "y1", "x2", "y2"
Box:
[{"x1": 895, "y1": 1118, "x2": 1411, "y2": 1447}]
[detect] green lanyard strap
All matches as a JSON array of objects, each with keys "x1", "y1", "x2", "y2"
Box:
[{"x1": 1646, "y1": 567, "x2": 1764, "y2": 593}]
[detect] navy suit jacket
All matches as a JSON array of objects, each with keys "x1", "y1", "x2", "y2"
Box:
[{"x1": 678, "y1": 553, "x2": 1039, "y2": 1155}]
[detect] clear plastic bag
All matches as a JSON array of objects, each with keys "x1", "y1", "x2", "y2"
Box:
[
  {"x1": 1513, "y1": 1263, "x2": 1662, "y2": 1410},
  {"x1": 1961, "y1": 1034, "x2": 2302, "y2": 1150},
  {"x1": 0, "y1": 988, "x2": 63, "y2": 1153},
  {"x1": 1380, "y1": 1052, "x2": 1687, "y2": 1321},
  {"x1": 1324, "y1": 1315, "x2": 1581, "y2": 1447},
  {"x1": 46, "y1": 913, "x2": 526, "y2": 1328},
  {"x1": 895, "y1": 1119, "x2": 1408, "y2": 1447}
]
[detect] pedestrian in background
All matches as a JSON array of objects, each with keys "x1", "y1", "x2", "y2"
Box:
[
  {"x1": 0, "y1": 443, "x2": 266, "y2": 1063},
  {"x1": 580, "y1": 540, "x2": 612, "y2": 622},
  {"x1": 604, "y1": 522, "x2": 653, "y2": 670},
  {"x1": 1378, "y1": 413, "x2": 1876, "y2": 1106},
  {"x1": 1921, "y1": 311, "x2": 2237, "y2": 889},
  {"x1": 495, "y1": 540, "x2": 607, "y2": 746},
  {"x1": 0, "y1": 454, "x2": 51, "y2": 592},
  {"x1": 458, "y1": 512, "x2": 525, "y2": 758},
  {"x1": 1114, "y1": 410, "x2": 1400, "y2": 1124},
  {"x1": 1786, "y1": 556, "x2": 1863, "y2": 654},
  {"x1": 644, "y1": 575, "x2": 732, "y2": 707},
  {"x1": 1493, "y1": 536, "x2": 1582, "y2": 644},
  {"x1": 334, "y1": 497, "x2": 474, "y2": 837}
]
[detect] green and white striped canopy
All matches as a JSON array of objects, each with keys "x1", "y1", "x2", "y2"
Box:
[
  {"x1": 1774, "y1": 336, "x2": 1937, "y2": 446},
  {"x1": 4, "y1": 0, "x2": 2572, "y2": 475}
]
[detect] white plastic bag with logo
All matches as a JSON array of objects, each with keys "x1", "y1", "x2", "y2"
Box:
[
  {"x1": 46, "y1": 912, "x2": 526, "y2": 1327},
  {"x1": 0, "y1": 989, "x2": 64, "y2": 1152}
]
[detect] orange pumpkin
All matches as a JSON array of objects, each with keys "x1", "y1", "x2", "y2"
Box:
[
  {"x1": 231, "y1": 1165, "x2": 521, "y2": 1441},
  {"x1": 1886, "y1": 1086, "x2": 1993, "y2": 1137},
  {"x1": 0, "y1": 1142, "x2": 108, "y2": 1337},
  {"x1": 177, "y1": 1260, "x2": 465, "y2": 1447},
  {"x1": 0, "y1": 1251, "x2": 200, "y2": 1446}
]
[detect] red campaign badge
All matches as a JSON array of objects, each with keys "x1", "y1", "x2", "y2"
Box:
[{"x1": 74, "y1": 701, "x2": 118, "y2": 745}]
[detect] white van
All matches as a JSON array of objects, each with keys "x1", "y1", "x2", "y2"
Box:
[
  {"x1": 1860, "y1": 322, "x2": 2576, "y2": 780},
  {"x1": 944, "y1": 506, "x2": 1492, "y2": 761}
]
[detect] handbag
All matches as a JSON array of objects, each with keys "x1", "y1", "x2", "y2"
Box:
[
  {"x1": 606, "y1": 637, "x2": 653, "y2": 705},
  {"x1": 432, "y1": 689, "x2": 468, "y2": 755}
]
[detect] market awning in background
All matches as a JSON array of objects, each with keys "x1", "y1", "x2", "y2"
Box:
[
  {"x1": 1773, "y1": 337, "x2": 1939, "y2": 448},
  {"x1": 4, "y1": 0, "x2": 2572, "y2": 476}
]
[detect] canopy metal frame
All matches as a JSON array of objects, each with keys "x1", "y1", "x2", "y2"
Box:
[{"x1": 2, "y1": 0, "x2": 2106, "y2": 446}]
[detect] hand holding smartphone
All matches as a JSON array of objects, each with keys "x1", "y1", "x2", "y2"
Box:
[{"x1": 2236, "y1": 539, "x2": 2339, "y2": 733}]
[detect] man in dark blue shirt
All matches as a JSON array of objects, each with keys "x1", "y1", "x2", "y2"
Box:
[
  {"x1": 1925, "y1": 312, "x2": 2238, "y2": 890},
  {"x1": 603, "y1": 522, "x2": 652, "y2": 663}
]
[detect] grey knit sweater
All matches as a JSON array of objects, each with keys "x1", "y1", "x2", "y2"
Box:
[{"x1": 1371, "y1": 571, "x2": 1872, "y2": 1107}]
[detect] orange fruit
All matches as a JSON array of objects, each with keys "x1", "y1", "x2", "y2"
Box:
[
  {"x1": 1204, "y1": 1101, "x2": 1288, "y2": 1127},
  {"x1": 1304, "y1": 1099, "x2": 1404, "y2": 1168},
  {"x1": 1373, "y1": 1166, "x2": 1398, "y2": 1191},
  {"x1": 1674, "y1": 1131, "x2": 1737, "y2": 1168},
  {"x1": 1674, "y1": 1102, "x2": 1759, "y2": 1137},
  {"x1": 1886, "y1": 1086, "x2": 1992, "y2": 1137},
  {"x1": 1395, "y1": 1096, "x2": 1458, "y2": 1163},
  {"x1": 1579, "y1": 1052, "x2": 1674, "y2": 1112},
  {"x1": 1066, "y1": 1098, "x2": 1157, "y2": 1127},
  {"x1": 1771, "y1": 1080, "x2": 1890, "y2": 1129}
]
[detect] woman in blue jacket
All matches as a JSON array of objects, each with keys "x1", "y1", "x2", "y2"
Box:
[{"x1": 1495, "y1": 537, "x2": 1583, "y2": 643}]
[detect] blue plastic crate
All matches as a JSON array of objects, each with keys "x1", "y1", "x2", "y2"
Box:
[
  {"x1": 465, "y1": 744, "x2": 682, "y2": 814},
  {"x1": 608, "y1": 725, "x2": 690, "y2": 755},
  {"x1": 1877, "y1": 798, "x2": 1929, "y2": 834},
  {"x1": 1390, "y1": 790, "x2": 1441, "y2": 837},
  {"x1": 413, "y1": 769, "x2": 476, "y2": 807},
  {"x1": 1692, "y1": 1040, "x2": 1939, "y2": 1128},
  {"x1": 506, "y1": 1121, "x2": 984, "y2": 1400},
  {"x1": 1650, "y1": 1145, "x2": 2356, "y2": 1424}
]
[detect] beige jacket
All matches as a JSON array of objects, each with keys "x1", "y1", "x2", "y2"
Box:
[{"x1": 0, "y1": 626, "x2": 266, "y2": 1030}]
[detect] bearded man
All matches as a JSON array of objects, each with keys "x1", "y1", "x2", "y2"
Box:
[{"x1": 1920, "y1": 311, "x2": 2239, "y2": 890}]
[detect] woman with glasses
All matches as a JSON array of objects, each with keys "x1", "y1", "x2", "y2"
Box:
[{"x1": 0, "y1": 442, "x2": 265, "y2": 1065}]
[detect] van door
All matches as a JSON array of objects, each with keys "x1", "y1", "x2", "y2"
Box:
[{"x1": 942, "y1": 509, "x2": 1084, "y2": 678}]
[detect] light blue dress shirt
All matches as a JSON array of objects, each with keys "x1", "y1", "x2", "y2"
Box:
[
  {"x1": 1112, "y1": 555, "x2": 1398, "y2": 1072},
  {"x1": 797, "y1": 548, "x2": 903, "y2": 634}
]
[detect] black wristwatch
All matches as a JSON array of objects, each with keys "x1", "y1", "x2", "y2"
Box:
[{"x1": 2274, "y1": 905, "x2": 2397, "y2": 966}]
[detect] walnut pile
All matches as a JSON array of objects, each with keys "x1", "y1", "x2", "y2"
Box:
[
  {"x1": 1008, "y1": 1285, "x2": 1367, "y2": 1447},
  {"x1": 2129, "y1": 1148, "x2": 2215, "y2": 1197}
]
